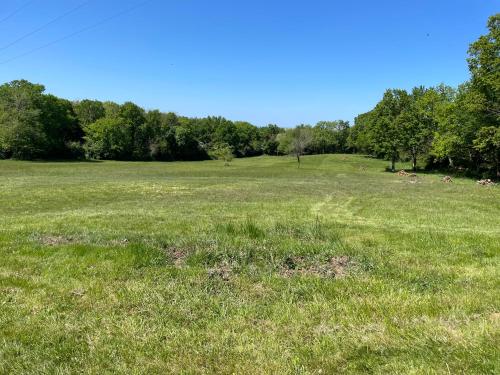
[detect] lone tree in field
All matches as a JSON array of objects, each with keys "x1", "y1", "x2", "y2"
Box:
[
  {"x1": 209, "y1": 142, "x2": 234, "y2": 166},
  {"x1": 278, "y1": 126, "x2": 313, "y2": 165}
]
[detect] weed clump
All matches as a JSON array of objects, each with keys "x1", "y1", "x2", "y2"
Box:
[
  {"x1": 39, "y1": 235, "x2": 75, "y2": 246},
  {"x1": 280, "y1": 255, "x2": 355, "y2": 278}
]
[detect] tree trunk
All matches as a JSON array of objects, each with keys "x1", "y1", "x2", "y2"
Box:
[
  {"x1": 391, "y1": 156, "x2": 396, "y2": 172},
  {"x1": 296, "y1": 153, "x2": 300, "y2": 166},
  {"x1": 448, "y1": 156, "x2": 454, "y2": 169}
]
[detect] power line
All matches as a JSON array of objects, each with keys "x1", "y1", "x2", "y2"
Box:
[
  {"x1": 0, "y1": 0, "x2": 37, "y2": 24},
  {"x1": 0, "y1": 0, "x2": 93, "y2": 52},
  {"x1": 0, "y1": 0, "x2": 153, "y2": 65}
]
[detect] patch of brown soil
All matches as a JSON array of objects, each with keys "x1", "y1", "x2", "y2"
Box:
[
  {"x1": 70, "y1": 288, "x2": 86, "y2": 297},
  {"x1": 39, "y1": 235, "x2": 75, "y2": 246},
  {"x1": 281, "y1": 255, "x2": 354, "y2": 278},
  {"x1": 208, "y1": 264, "x2": 232, "y2": 282},
  {"x1": 164, "y1": 245, "x2": 191, "y2": 267}
]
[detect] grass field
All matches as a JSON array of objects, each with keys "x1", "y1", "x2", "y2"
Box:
[{"x1": 0, "y1": 154, "x2": 499, "y2": 374}]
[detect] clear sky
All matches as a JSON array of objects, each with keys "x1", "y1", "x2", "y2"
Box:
[{"x1": 0, "y1": 0, "x2": 498, "y2": 127}]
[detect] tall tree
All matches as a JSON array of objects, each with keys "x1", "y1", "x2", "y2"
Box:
[
  {"x1": 119, "y1": 102, "x2": 147, "y2": 159},
  {"x1": 474, "y1": 126, "x2": 500, "y2": 177},
  {"x1": 83, "y1": 117, "x2": 132, "y2": 160},
  {"x1": 73, "y1": 100, "x2": 105, "y2": 128},
  {"x1": 278, "y1": 126, "x2": 313, "y2": 165},
  {"x1": 370, "y1": 89, "x2": 410, "y2": 171},
  {"x1": 0, "y1": 80, "x2": 46, "y2": 159},
  {"x1": 398, "y1": 87, "x2": 441, "y2": 171},
  {"x1": 349, "y1": 111, "x2": 376, "y2": 154},
  {"x1": 467, "y1": 14, "x2": 500, "y2": 124},
  {"x1": 260, "y1": 124, "x2": 282, "y2": 155},
  {"x1": 432, "y1": 83, "x2": 484, "y2": 169}
]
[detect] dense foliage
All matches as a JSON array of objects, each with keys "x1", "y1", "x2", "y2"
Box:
[
  {"x1": 0, "y1": 85, "x2": 287, "y2": 162},
  {"x1": 0, "y1": 81, "x2": 350, "y2": 163},
  {"x1": 0, "y1": 14, "x2": 498, "y2": 177}
]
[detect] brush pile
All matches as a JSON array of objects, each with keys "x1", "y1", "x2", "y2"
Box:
[
  {"x1": 397, "y1": 170, "x2": 417, "y2": 177},
  {"x1": 477, "y1": 179, "x2": 496, "y2": 186},
  {"x1": 442, "y1": 176, "x2": 452, "y2": 183}
]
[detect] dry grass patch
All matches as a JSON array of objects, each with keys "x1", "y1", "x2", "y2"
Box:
[
  {"x1": 39, "y1": 235, "x2": 76, "y2": 246},
  {"x1": 281, "y1": 255, "x2": 356, "y2": 278}
]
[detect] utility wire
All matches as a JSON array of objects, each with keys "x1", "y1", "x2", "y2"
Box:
[
  {"x1": 0, "y1": 0, "x2": 93, "y2": 52},
  {"x1": 0, "y1": 0, "x2": 152, "y2": 65},
  {"x1": 0, "y1": 0, "x2": 37, "y2": 24}
]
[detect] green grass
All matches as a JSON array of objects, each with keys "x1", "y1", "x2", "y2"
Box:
[{"x1": 0, "y1": 155, "x2": 498, "y2": 374}]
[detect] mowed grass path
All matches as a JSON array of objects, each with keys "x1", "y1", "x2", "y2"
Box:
[{"x1": 0, "y1": 155, "x2": 498, "y2": 374}]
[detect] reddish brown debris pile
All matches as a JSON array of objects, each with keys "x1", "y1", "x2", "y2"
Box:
[
  {"x1": 397, "y1": 170, "x2": 417, "y2": 177},
  {"x1": 442, "y1": 176, "x2": 453, "y2": 183},
  {"x1": 477, "y1": 179, "x2": 496, "y2": 186}
]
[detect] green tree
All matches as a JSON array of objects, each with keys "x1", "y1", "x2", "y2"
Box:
[
  {"x1": 467, "y1": 14, "x2": 500, "y2": 124},
  {"x1": 349, "y1": 111, "x2": 376, "y2": 154},
  {"x1": 41, "y1": 95, "x2": 82, "y2": 158},
  {"x1": 398, "y1": 87, "x2": 442, "y2": 171},
  {"x1": 84, "y1": 118, "x2": 132, "y2": 160},
  {"x1": 433, "y1": 82, "x2": 487, "y2": 171},
  {"x1": 278, "y1": 126, "x2": 313, "y2": 165},
  {"x1": 146, "y1": 110, "x2": 178, "y2": 160},
  {"x1": 311, "y1": 120, "x2": 350, "y2": 154},
  {"x1": 260, "y1": 124, "x2": 282, "y2": 155},
  {"x1": 0, "y1": 80, "x2": 46, "y2": 159},
  {"x1": 119, "y1": 102, "x2": 147, "y2": 159},
  {"x1": 370, "y1": 89, "x2": 410, "y2": 171},
  {"x1": 209, "y1": 142, "x2": 234, "y2": 166},
  {"x1": 234, "y1": 121, "x2": 261, "y2": 157},
  {"x1": 102, "y1": 101, "x2": 121, "y2": 119},
  {"x1": 73, "y1": 100, "x2": 105, "y2": 128},
  {"x1": 474, "y1": 126, "x2": 500, "y2": 177}
]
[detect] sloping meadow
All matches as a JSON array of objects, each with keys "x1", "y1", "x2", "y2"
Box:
[{"x1": 0, "y1": 155, "x2": 498, "y2": 374}]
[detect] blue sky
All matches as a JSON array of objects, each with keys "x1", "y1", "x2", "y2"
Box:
[{"x1": 0, "y1": 0, "x2": 497, "y2": 126}]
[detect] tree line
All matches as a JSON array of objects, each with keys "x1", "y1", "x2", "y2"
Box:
[
  {"x1": 0, "y1": 14, "x2": 498, "y2": 177},
  {"x1": 0, "y1": 80, "x2": 351, "y2": 162}
]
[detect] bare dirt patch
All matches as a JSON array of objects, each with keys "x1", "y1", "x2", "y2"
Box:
[
  {"x1": 70, "y1": 288, "x2": 86, "y2": 297},
  {"x1": 39, "y1": 235, "x2": 75, "y2": 246},
  {"x1": 208, "y1": 263, "x2": 232, "y2": 282},
  {"x1": 281, "y1": 255, "x2": 355, "y2": 278},
  {"x1": 163, "y1": 245, "x2": 191, "y2": 267}
]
